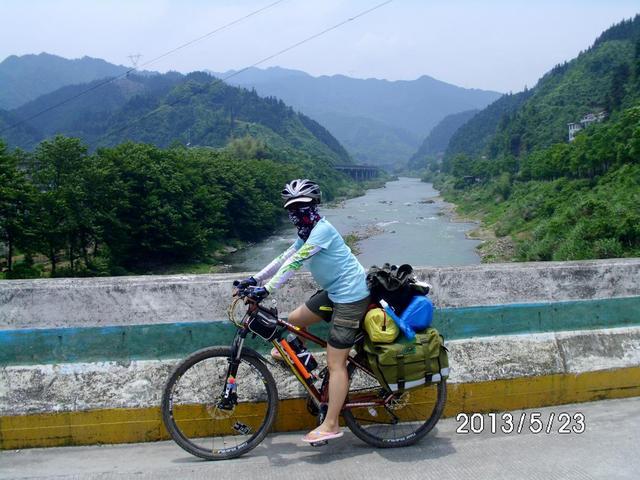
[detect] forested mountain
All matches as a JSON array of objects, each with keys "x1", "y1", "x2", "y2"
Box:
[
  {"x1": 0, "y1": 53, "x2": 500, "y2": 167},
  {"x1": 444, "y1": 15, "x2": 640, "y2": 164},
  {"x1": 444, "y1": 90, "x2": 533, "y2": 161},
  {"x1": 408, "y1": 109, "x2": 478, "y2": 170},
  {"x1": 0, "y1": 53, "x2": 129, "y2": 109},
  {"x1": 433, "y1": 15, "x2": 640, "y2": 263},
  {"x1": 213, "y1": 67, "x2": 501, "y2": 167},
  {"x1": 2, "y1": 71, "x2": 350, "y2": 165}
]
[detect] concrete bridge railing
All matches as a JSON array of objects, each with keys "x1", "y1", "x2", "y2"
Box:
[{"x1": 1, "y1": 258, "x2": 639, "y2": 448}]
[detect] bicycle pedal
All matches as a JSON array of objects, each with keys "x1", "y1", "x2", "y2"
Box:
[{"x1": 310, "y1": 440, "x2": 328, "y2": 447}]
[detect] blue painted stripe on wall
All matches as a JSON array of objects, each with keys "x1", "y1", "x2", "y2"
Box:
[{"x1": 1, "y1": 296, "x2": 639, "y2": 366}]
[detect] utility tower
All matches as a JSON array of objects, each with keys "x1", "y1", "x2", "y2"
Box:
[{"x1": 127, "y1": 54, "x2": 143, "y2": 72}]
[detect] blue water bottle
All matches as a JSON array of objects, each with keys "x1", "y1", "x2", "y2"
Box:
[{"x1": 379, "y1": 299, "x2": 415, "y2": 340}]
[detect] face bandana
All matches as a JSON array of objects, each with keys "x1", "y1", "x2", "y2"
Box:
[{"x1": 288, "y1": 204, "x2": 321, "y2": 241}]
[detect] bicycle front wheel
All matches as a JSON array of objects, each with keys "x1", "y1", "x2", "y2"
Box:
[
  {"x1": 161, "y1": 346, "x2": 278, "y2": 460},
  {"x1": 342, "y1": 362, "x2": 447, "y2": 448}
]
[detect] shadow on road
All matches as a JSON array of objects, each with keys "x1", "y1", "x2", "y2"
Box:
[{"x1": 169, "y1": 427, "x2": 455, "y2": 467}]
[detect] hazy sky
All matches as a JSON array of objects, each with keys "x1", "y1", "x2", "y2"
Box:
[{"x1": 2, "y1": 1, "x2": 638, "y2": 92}]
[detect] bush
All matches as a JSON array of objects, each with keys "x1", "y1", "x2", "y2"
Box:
[
  {"x1": 592, "y1": 238, "x2": 625, "y2": 258},
  {"x1": 4, "y1": 261, "x2": 43, "y2": 279}
]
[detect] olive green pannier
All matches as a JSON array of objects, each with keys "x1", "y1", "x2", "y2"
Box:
[{"x1": 362, "y1": 327, "x2": 449, "y2": 392}]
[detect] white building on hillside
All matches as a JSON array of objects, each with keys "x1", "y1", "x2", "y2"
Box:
[{"x1": 568, "y1": 111, "x2": 607, "y2": 142}]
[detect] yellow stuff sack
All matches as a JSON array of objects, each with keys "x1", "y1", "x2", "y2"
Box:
[{"x1": 364, "y1": 307, "x2": 400, "y2": 343}]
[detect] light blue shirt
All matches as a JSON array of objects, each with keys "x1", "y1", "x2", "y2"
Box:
[{"x1": 294, "y1": 218, "x2": 369, "y2": 304}]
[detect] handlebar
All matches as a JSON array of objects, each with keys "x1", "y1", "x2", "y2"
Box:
[
  {"x1": 228, "y1": 286, "x2": 278, "y2": 328},
  {"x1": 232, "y1": 286, "x2": 256, "y2": 303}
]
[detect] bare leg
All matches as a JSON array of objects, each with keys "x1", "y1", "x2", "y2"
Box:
[
  {"x1": 271, "y1": 304, "x2": 322, "y2": 359},
  {"x1": 287, "y1": 304, "x2": 324, "y2": 329},
  {"x1": 316, "y1": 344, "x2": 350, "y2": 433}
]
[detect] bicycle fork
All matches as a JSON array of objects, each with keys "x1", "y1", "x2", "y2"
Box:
[{"x1": 217, "y1": 329, "x2": 248, "y2": 411}]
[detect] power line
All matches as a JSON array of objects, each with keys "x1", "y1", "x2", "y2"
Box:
[
  {"x1": 102, "y1": 0, "x2": 394, "y2": 141},
  {"x1": 133, "y1": 0, "x2": 286, "y2": 73},
  {"x1": 0, "y1": 0, "x2": 286, "y2": 135}
]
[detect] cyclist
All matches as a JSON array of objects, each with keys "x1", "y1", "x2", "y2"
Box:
[{"x1": 235, "y1": 178, "x2": 370, "y2": 444}]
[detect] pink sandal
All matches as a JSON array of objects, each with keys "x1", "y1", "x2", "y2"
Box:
[{"x1": 301, "y1": 429, "x2": 344, "y2": 443}]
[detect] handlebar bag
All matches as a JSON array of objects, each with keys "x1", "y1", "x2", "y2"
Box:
[{"x1": 247, "y1": 307, "x2": 279, "y2": 341}]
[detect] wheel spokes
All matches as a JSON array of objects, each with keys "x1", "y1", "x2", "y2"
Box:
[{"x1": 169, "y1": 356, "x2": 271, "y2": 451}]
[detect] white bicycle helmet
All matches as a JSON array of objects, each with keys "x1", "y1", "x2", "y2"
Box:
[{"x1": 281, "y1": 179, "x2": 322, "y2": 208}]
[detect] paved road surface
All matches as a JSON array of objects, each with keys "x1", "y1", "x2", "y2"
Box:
[{"x1": 2, "y1": 397, "x2": 639, "y2": 480}]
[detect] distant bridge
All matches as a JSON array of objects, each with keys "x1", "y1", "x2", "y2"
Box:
[{"x1": 334, "y1": 164, "x2": 380, "y2": 181}]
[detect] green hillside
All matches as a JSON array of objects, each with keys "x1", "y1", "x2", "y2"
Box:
[
  {"x1": 446, "y1": 16, "x2": 640, "y2": 163},
  {"x1": 445, "y1": 90, "x2": 532, "y2": 161},
  {"x1": 3, "y1": 71, "x2": 350, "y2": 166},
  {"x1": 430, "y1": 15, "x2": 640, "y2": 262}
]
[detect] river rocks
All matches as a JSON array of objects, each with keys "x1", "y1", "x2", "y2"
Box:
[
  {"x1": 359, "y1": 225, "x2": 385, "y2": 239},
  {"x1": 419, "y1": 198, "x2": 436, "y2": 204},
  {"x1": 342, "y1": 224, "x2": 387, "y2": 254},
  {"x1": 213, "y1": 245, "x2": 238, "y2": 259}
]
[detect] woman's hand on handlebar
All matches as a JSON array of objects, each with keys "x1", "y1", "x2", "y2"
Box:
[
  {"x1": 246, "y1": 286, "x2": 269, "y2": 303},
  {"x1": 232, "y1": 276, "x2": 258, "y2": 298},
  {"x1": 232, "y1": 281, "x2": 269, "y2": 304}
]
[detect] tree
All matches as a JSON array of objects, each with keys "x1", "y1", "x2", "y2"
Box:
[
  {"x1": 0, "y1": 142, "x2": 34, "y2": 271},
  {"x1": 606, "y1": 64, "x2": 630, "y2": 111},
  {"x1": 29, "y1": 136, "x2": 91, "y2": 275},
  {"x1": 634, "y1": 35, "x2": 640, "y2": 81}
]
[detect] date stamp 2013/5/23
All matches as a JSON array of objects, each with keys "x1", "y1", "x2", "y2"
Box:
[{"x1": 456, "y1": 412, "x2": 586, "y2": 434}]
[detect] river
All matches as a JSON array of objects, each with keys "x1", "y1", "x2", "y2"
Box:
[{"x1": 226, "y1": 177, "x2": 481, "y2": 272}]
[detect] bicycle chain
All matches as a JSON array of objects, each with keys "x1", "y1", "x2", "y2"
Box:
[{"x1": 387, "y1": 391, "x2": 410, "y2": 411}]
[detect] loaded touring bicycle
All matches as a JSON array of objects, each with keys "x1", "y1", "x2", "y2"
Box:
[{"x1": 161, "y1": 280, "x2": 448, "y2": 461}]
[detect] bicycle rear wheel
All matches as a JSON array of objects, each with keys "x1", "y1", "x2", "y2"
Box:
[
  {"x1": 342, "y1": 361, "x2": 447, "y2": 447},
  {"x1": 161, "y1": 346, "x2": 278, "y2": 460}
]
